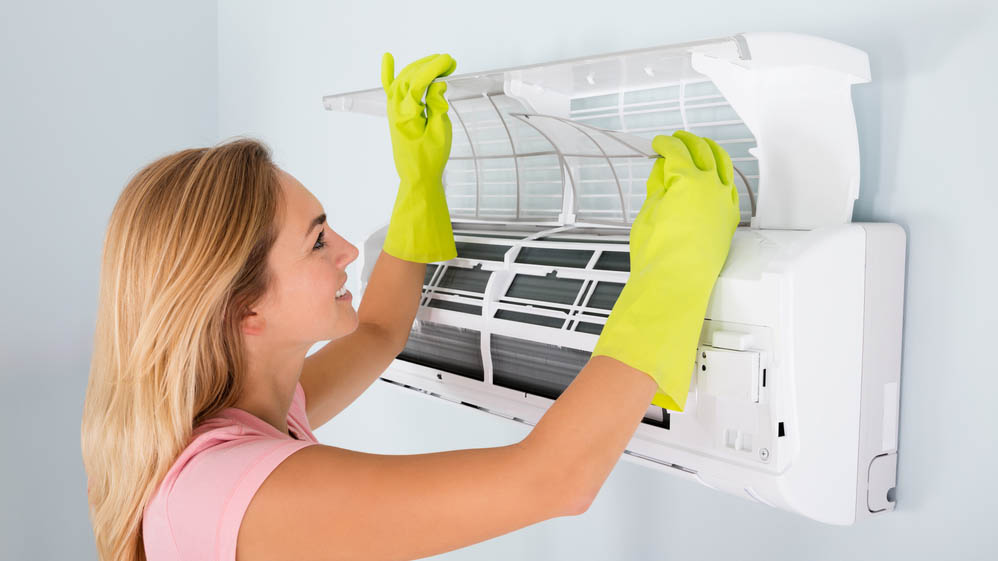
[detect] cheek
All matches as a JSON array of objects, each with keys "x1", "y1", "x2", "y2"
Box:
[
  {"x1": 302, "y1": 261, "x2": 339, "y2": 304},
  {"x1": 276, "y1": 261, "x2": 342, "y2": 332},
  {"x1": 276, "y1": 269, "x2": 327, "y2": 320}
]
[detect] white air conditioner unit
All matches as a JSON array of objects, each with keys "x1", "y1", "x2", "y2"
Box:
[{"x1": 323, "y1": 32, "x2": 906, "y2": 526}]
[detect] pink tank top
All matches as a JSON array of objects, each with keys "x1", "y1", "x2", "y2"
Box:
[{"x1": 142, "y1": 381, "x2": 320, "y2": 560}]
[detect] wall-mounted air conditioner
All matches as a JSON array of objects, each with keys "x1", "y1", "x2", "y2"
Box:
[{"x1": 323, "y1": 32, "x2": 906, "y2": 526}]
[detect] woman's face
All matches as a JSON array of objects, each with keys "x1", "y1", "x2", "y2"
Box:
[{"x1": 248, "y1": 167, "x2": 360, "y2": 346}]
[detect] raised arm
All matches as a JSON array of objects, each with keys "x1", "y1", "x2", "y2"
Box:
[{"x1": 237, "y1": 355, "x2": 656, "y2": 561}]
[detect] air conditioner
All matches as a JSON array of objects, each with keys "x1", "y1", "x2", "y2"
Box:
[{"x1": 323, "y1": 32, "x2": 906, "y2": 526}]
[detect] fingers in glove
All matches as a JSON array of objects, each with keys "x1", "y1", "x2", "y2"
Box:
[
  {"x1": 651, "y1": 134, "x2": 696, "y2": 172},
  {"x1": 381, "y1": 52, "x2": 395, "y2": 94},
  {"x1": 702, "y1": 137, "x2": 733, "y2": 187},
  {"x1": 381, "y1": 53, "x2": 437, "y2": 98},
  {"x1": 396, "y1": 54, "x2": 437, "y2": 84},
  {"x1": 672, "y1": 130, "x2": 715, "y2": 172},
  {"x1": 396, "y1": 54, "x2": 449, "y2": 122},
  {"x1": 425, "y1": 81, "x2": 450, "y2": 123},
  {"x1": 381, "y1": 52, "x2": 435, "y2": 94},
  {"x1": 408, "y1": 53, "x2": 456, "y2": 104},
  {"x1": 644, "y1": 157, "x2": 666, "y2": 200}
]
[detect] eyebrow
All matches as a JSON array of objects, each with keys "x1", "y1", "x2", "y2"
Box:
[{"x1": 305, "y1": 213, "x2": 326, "y2": 239}]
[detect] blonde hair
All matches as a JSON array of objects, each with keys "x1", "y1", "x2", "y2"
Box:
[{"x1": 81, "y1": 138, "x2": 285, "y2": 561}]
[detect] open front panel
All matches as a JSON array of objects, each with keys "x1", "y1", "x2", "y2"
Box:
[
  {"x1": 443, "y1": 88, "x2": 757, "y2": 226},
  {"x1": 564, "y1": 80, "x2": 759, "y2": 224},
  {"x1": 325, "y1": 32, "x2": 870, "y2": 230}
]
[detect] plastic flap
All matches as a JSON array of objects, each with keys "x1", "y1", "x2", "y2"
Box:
[{"x1": 324, "y1": 32, "x2": 870, "y2": 230}]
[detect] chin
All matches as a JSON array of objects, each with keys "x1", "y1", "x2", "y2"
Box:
[{"x1": 330, "y1": 314, "x2": 360, "y2": 340}]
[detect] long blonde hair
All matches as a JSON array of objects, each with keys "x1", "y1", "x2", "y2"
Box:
[{"x1": 81, "y1": 138, "x2": 285, "y2": 561}]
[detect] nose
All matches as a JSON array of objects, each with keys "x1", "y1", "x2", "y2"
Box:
[{"x1": 334, "y1": 231, "x2": 359, "y2": 268}]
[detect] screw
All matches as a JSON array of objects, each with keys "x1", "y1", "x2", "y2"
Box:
[{"x1": 760, "y1": 448, "x2": 770, "y2": 461}]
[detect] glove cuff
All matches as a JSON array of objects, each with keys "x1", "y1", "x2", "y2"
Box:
[
  {"x1": 590, "y1": 275, "x2": 718, "y2": 411},
  {"x1": 383, "y1": 178, "x2": 457, "y2": 263}
]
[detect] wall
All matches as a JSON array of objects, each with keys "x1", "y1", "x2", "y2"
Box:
[
  {"x1": 0, "y1": 2, "x2": 218, "y2": 558},
  {"x1": 4, "y1": 0, "x2": 993, "y2": 559},
  {"x1": 219, "y1": 1, "x2": 998, "y2": 559}
]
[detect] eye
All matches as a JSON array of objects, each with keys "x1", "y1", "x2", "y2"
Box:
[{"x1": 313, "y1": 229, "x2": 327, "y2": 250}]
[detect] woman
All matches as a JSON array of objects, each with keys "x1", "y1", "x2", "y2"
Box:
[{"x1": 81, "y1": 52, "x2": 740, "y2": 561}]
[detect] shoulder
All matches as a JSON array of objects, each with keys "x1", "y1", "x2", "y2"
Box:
[{"x1": 143, "y1": 390, "x2": 319, "y2": 561}]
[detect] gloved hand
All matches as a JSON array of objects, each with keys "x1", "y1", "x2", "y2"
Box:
[
  {"x1": 590, "y1": 130, "x2": 740, "y2": 411},
  {"x1": 380, "y1": 52, "x2": 458, "y2": 263}
]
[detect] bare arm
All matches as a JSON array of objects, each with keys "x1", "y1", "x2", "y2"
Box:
[
  {"x1": 300, "y1": 250, "x2": 424, "y2": 428},
  {"x1": 238, "y1": 441, "x2": 564, "y2": 561},
  {"x1": 238, "y1": 355, "x2": 658, "y2": 561},
  {"x1": 354, "y1": 249, "x2": 425, "y2": 349},
  {"x1": 522, "y1": 355, "x2": 659, "y2": 505}
]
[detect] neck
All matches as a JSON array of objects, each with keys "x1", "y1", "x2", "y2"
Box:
[{"x1": 234, "y1": 339, "x2": 310, "y2": 436}]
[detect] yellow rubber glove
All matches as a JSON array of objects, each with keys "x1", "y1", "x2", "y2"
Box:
[
  {"x1": 380, "y1": 52, "x2": 458, "y2": 263},
  {"x1": 590, "y1": 131, "x2": 740, "y2": 411}
]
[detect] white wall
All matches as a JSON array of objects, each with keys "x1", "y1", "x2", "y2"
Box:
[
  {"x1": 219, "y1": 1, "x2": 998, "y2": 559},
  {"x1": 0, "y1": 2, "x2": 217, "y2": 559}
]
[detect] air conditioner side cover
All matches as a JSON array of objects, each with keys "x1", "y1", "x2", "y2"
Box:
[{"x1": 691, "y1": 32, "x2": 870, "y2": 230}]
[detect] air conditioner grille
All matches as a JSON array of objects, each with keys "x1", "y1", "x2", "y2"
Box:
[
  {"x1": 455, "y1": 242, "x2": 511, "y2": 261},
  {"x1": 505, "y1": 274, "x2": 585, "y2": 305},
  {"x1": 515, "y1": 246, "x2": 593, "y2": 268},
  {"x1": 587, "y1": 281, "x2": 625, "y2": 310},
  {"x1": 437, "y1": 267, "x2": 492, "y2": 294},
  {"x1": 491, "y1": 334, "x2": 591, "y2": 401},
  {"x1": 427, "y1": 300, "x2": 482, "y2": 315},
  {"x1": 574, "y1": 322, "x2": 605, "y2": 335},
  {"x1": 398, "y1": 322, "x2": 484, "y2": 382},
  {"x1": 593, "y1": 251, "x2": 629, "y2": 271}
]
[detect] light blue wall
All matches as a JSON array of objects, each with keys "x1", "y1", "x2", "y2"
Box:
[
  {"x1": 0, "y1": 2, "x2": 217, "y2": 559},
  {"x1": 219, "y1": 1, "x2": 998, "y2": 559},
  {"x1": 4, "y1": 1, "x2": 993, "y2": 559}
]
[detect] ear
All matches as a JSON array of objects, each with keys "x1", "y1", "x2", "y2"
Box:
[{"x1": 240, "y1": 310, "x2": 265, "y2": 336}]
